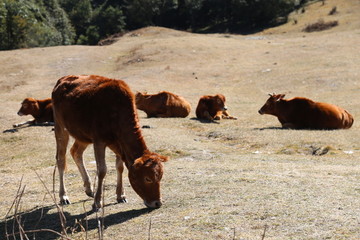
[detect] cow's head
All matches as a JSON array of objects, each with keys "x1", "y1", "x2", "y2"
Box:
[
  {"x1": 258, "y1": 93, "x2": 285, "y2": 115},
  {"x1": 213, "y1": 94, "x2": 227, "y2": 111},
  {"x1": 129, "y1": 152, "x2": 169, "y2": 208},
  {"x1": 17, "y1": 98, "x2": 39, "y2": 116},
  {"x1": 135, "y1": 92, "x2": 148, "y2": 106}
]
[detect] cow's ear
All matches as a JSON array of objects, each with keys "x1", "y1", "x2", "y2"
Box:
[
  {"x1": 216, "y1": 94, "x2": 225, "y2": 104},
  {"x1": 133, "y1": 158, "x2": 144, "y2": 169},
  {"x1": 159, "y1": 155, "x2": 169, "y2": 162},
  {"x1": 32, "y1": 100, "x2": 40, "y2": 108},
  {"x1": 276, "y1": 94, "x2": 285, "y2": 102}
]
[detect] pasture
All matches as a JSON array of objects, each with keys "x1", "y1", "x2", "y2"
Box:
[{"x1": 1, "y1": 0, "x2": 359, "y2": 239}]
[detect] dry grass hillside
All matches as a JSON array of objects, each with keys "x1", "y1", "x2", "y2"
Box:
[{"x1": 1, "y1": 0, "x2": 359, "y2": 239}]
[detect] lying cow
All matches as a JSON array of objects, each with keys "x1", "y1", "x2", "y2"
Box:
[
  {"x1": 195, "y1": 94, "x2": 237, "y2": 121},
  {"x1": 13, "y1": 97, "x2": 54, "y2": 127},
  {"x1": 135, "y1": 91, "x2": 191, "y2": 118},
  {"x1": 258, "y1": 93, "x2": 354, "y2": 129}
]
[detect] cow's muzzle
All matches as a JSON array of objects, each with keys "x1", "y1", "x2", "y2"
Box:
[{"x1": 144, "y1": 200, "x2": 162, "y2": 209}]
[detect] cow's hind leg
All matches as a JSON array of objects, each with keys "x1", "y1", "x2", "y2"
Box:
[
  {"x1": 54, "y1": 123, "x2": 70, "y2": 205},
  {"x1": 203, "y1": 111, "x2": 215, "y2": 121},
  {"x1": 93, "y1": 141, "x2": 107, "y2": 210},
  {"x1": 70, "y1": 140, "x2": 93, "y2": 198},
  {"x1": 115, "y1": 155, "x2": 127, "y2": 203}
]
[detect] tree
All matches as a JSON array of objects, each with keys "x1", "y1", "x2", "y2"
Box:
[
  {"x1": 0, "y1": 0, "x2": 74, "y2": 50},
  {"x1": 124, "y1": 0, "x2": 176, "y2": 30},
  {"x1": 59, "y1": 0, "x2": 92, "y2": 39}
]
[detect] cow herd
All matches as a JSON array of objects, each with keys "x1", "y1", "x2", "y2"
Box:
[{"x1": 13, "y1": 74, "x2": 354, "y2": 211}]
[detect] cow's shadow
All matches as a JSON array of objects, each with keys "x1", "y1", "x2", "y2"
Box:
[
  {"x1": 254, "y1": 126, "x2": 337, "y2": 131},
  {"x1": 190, "y1": 117, "x2": 220, "y2": 124},
  {"x1": 0, "y1": 201, "x2": 152, "y2": 239},
  {"x1": 253, "y1": 126, "x2": 284, "y2": 130},
  {"x1": 3, "y1": 123, "x2": 54, "y2": 133}
]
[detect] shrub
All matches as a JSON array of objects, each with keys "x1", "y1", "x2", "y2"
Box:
[
  {"x1": 302, "y1": 19, "x2": 338, "y2": 32},
  {"x1": 328, "y1": 6, "x2": 337, "y2": 15}
]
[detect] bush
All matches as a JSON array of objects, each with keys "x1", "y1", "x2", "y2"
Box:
[
  {"x1": 303, "y1": 19, "x2": 338, "y2": 32},
  {"x1": 0, "y1": 0, "x2": 75, "y2": 50}
]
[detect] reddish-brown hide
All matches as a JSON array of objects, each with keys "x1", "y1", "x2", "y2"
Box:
[
  {"x1": 14, "y1": 97, "x2": 54, "y2": 127},
  {"x1": 52, "y1": 75, "x2": 168, "y2": 210},
  {"x1": 135, "y1": 91, "x2": 191, "y2": 118},
  {"x1": 258, "y1": 93, "x2": 354, "y2": 129},
  {"x1": 195, "y1": 94, "x2": 237, "y2": 121}
]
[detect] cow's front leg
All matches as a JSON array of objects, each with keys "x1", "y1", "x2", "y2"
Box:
[
  {"x1": 13, "y1": 119, "x2": 35, "y2": 128},
  {"x1": 115, "y1": 155, "x2": 127, "y2": 203},
  {"x1": 54, "y1": 123, "x2": 70, "y2": 205},
  {"x1": 93, "y1": 141, "x2": 107, "y2": 211},
  {"x1": 214, "y1": 111, "x2": 222, "y2": 120},
  {"x1": 70, "y1": 140, "x2": 93, "y2": 198},
  {"x1": 222, "y1": 110, "x2": 237, "y2": 120}
]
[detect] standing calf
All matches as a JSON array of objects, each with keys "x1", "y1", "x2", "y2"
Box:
[
  {"x1": 135, "y1": 91, "x2": 191, "y2": 118},
  {"x1": 196, "y1": 94, "x2": 237, "y2": 121},
  {"x1": 52, "y1": 75, "x2": 169, "y2": 210},
  {"x1": 258, "y1": 93, "x2": 354, "y2": 129},
  {"x1": 13, "y1": 97, "x2": 54, "y2": 127}
]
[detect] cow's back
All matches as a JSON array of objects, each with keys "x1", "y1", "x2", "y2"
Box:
[
  {"x1": 52, "y1": 75, "x2": 138, "y2": 143},
  {"x1": 136, "y1": 91, "x2": 190, "y2": 117},
  {"x1": 283, "y1": 98, "x2": 353, "y2": 129},
  {"x1": 165, "y1": 92, "x2": 191, "y2": 117},
  {"x1": 313, "y1": 102, "x2": 354, "y2": 129}
]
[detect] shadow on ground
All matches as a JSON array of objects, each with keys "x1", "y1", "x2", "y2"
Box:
[{"x1": 1, "y1": 202, "x2": 152, "y2": 239}]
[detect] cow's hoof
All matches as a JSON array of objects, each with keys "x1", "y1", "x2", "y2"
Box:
[
  {"x1": 60, "y1": 196, "x2": 71, "y2": 205},
  {"x1": 117, "y1": 197, "x2": 128, "y2": 203},
  {"x1": 92, "y1": 203, "x2": 102, "y2": 212},
  {"x1": 85, "y1": 190, "x2": 94, "y2": 198}
]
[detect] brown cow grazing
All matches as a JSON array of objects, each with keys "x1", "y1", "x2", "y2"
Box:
[
  {"x1": 258, "y1": 93, "x2": 354, "y2": 129},
  {"x1": 135, "y1": 91, "x2": 191, "y2": 118},
  {"x1": 196, "y1": 94, "x2": 237, "y2": 121},
  {"x1": 52, "y1": 75, "x2": 169, "y2": 210},
  {"x1": 13, "y1": 97, "x2": 54, "y2": 128}
]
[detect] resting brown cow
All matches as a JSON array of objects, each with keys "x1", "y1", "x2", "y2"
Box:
[
  {"x1": 135, "y1": 91, "x2": 191, "y2": 118},
  {"x1": 13, "y1": 97, "x2": 54, "y2": 127},
  {"x1": 52, "y1": 75, "x2": 169, "y2": 210},
  {"x1": 258, "y1": 93, "x2": 354, "y2": 129},
  {"x1": 195, "y1": 94, "x2": 237, "y2": 121}
]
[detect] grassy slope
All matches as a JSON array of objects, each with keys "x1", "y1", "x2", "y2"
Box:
[{"x1": 0, "y1": 0, "x2": 359, "y2": 239}]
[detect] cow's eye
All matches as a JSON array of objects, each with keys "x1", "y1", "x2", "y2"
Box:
[{"x1": 145, "y1": 177, "x2": 153, "y2": 183}]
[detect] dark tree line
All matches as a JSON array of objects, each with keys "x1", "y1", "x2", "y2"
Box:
[{"x1": 0, "y1": 0, "x2": 308, "y2": 50}]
